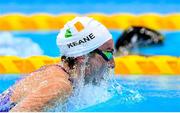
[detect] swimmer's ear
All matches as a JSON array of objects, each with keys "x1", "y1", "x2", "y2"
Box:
[{"x1": 61, "y1": 56, "x2": 66, "y2": 62}]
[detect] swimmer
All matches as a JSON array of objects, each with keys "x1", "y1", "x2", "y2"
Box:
[
  {"x1": 0, "y1": 17, "x2": 115, "y2": 112},
  {"x1": 115, "y1": 26, "x2": 164, "y2": 56}
]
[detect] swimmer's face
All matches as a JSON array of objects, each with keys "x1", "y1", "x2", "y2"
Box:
[
  {"x1": 70, "y1": 39, "x2": 115, "y2": 84},
  {"x1": 84, "y1": 39, "x2": 115, "y2": 84},
  {"x1": 92, "y1": 39, "x2": 115, "y2": 68}
]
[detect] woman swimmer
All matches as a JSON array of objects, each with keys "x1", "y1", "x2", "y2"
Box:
[{"x1": 0, "y1": 17, "x2": 115, "y2": 112}]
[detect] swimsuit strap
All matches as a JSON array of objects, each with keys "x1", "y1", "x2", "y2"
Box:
[{"x1": 55, "y1": 64, "x2": 74, "y2": 84}]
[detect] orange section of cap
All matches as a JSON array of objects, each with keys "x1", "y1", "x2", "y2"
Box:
[{"x1": 74, "y1": 22, "x2": 84, "y2": 32}]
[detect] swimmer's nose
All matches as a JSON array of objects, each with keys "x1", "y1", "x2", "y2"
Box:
[{"x1": 108, "y1": 58, "x2": 115, "y2": 69}]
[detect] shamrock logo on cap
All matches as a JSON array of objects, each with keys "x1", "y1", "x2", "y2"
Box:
[{"x1": 65, "y1": 28, "x2": 72, "y2": 38}]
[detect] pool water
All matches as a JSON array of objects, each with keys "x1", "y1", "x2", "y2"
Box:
[
  {"x1": 81, "y1": 76, "x2": 180, "y2": 112},
  {"x1": 1, "y1": 0, "x2": 180, "y2": 14},
  {"x1": 0, "y1": 74, "x2": 180, "y2": 112},
  {"x1": 0, "y1": 74, "x2": 21, "y2": 93}
]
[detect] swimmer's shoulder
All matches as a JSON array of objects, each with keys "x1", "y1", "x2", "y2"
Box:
[
  {"x1": 32, "y1": 64, "x2": 69, "y2": 79},
  {"x1": 10, "y1": 64, "x2": 72, "y2": 109}
]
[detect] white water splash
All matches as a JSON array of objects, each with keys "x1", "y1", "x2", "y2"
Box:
[
  {"x1": 0, "y1": 32, "x2": 43, "y2": 57},
  {"x1": 45, "y1": 57, "x2": 143, "y2": 112}
]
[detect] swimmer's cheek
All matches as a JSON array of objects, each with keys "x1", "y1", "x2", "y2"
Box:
[{"x1": 10, "y1": 81, "x2": 72, "y2": 112}]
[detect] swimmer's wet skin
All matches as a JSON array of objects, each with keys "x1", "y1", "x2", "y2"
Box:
[
  {"x1": 0, "y1": 17, "x2": 115, "y2": 112},
  {"x1": 1, "y1": 65, "x2": 72, "y2": 112}
]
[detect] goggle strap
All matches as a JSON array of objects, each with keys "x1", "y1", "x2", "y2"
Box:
[{"x1": 94, "y1": 49, "x2": 110, "y2": 61}]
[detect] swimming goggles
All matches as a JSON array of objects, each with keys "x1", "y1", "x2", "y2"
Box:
[{"x1": 93, "y1": 49, "x2": 114, "y2": 61}]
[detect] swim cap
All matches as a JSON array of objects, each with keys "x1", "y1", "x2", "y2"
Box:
[{"x1": 57, "y1": 17, "x2": 112, "y2": 57}]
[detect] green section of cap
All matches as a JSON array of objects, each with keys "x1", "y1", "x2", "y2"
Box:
[{"x1": 65, "y1": 29, "x2": 72, "y2": 38}]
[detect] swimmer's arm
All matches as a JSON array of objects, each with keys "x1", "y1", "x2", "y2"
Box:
[
  {"x1": 10, "y1": 64, "x2": 70, "y2": 103},
  {"x1": 10, "y1": 81, "x2": 72, "y2": 112}
]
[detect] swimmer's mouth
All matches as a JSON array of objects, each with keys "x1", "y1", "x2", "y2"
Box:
[{"x1": 84, "y1": 66, "x2": 111, "y2": 85}]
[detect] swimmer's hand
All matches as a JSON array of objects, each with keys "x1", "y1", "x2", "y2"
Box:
[{"x1": 10, "y1": 65, "x2": 72, "y2": 112}]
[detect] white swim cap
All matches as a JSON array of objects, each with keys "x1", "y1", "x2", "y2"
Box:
[{"x1": 57, "y1": 16, "x2": 112, "y2": 57}]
